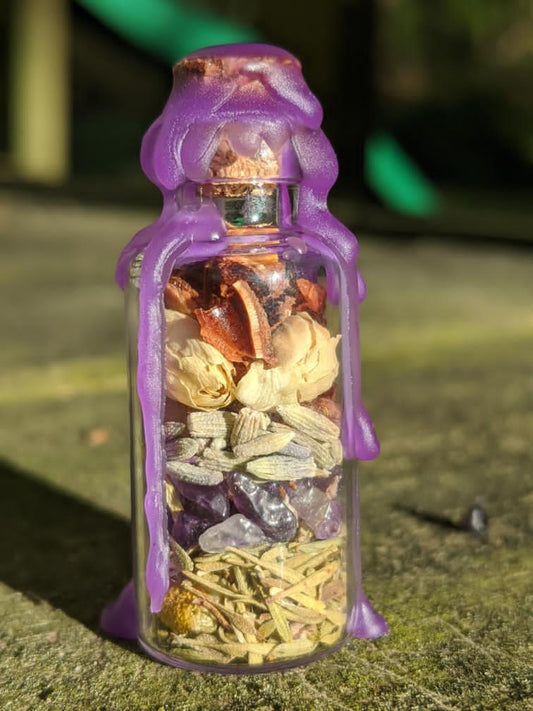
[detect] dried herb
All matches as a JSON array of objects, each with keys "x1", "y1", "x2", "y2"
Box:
[{"x1": 159, "y1": 254, "x2": 348, "y2": 667}]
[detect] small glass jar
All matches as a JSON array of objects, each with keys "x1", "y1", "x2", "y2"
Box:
[
  {"x1": 127, "y1": 180, "x2": 358, "y2": 671},
  {"x1": 104, "y1": 43, "x2": 388, "y2": 672}
]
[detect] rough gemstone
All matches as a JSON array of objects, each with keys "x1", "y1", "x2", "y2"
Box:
[
  {"x1": 228, "y1": 472, "x2": 297, "y2": 542},
  {"x1": 314, "y1": 466, "x2": 342, "y2": 492},
  {"x1": 289, "y1": 482, "x2": 343, "y2": 539},
  {"x1": 174, "y1": 480, "x2": 229, "y2": 522},
  {"x1": 171, "y1": 511, "x2": 212, "y2": 550},
  {"x1": 198, "y1": 514, "x2": 267, "y2": 554}
]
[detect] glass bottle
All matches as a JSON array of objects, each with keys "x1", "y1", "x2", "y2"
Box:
[{"x1": 105, "y1": 43, "x2": 388, "y2": 672}]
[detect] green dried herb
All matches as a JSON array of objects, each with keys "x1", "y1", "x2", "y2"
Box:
[
  {"x1": 169, "y1": 538, "x2": 194, "y2": 571},
  {"x1": 266, "y1": 601, "x2": 292, "y2": 643},
  {"x1": 292, "y1": 537, "x2": 343, "y2": 553},
  {"x1": 233, "y1": 565, "x2": 253, "y2": 596},
  {"x1": 292, "y1": 547, "x2": 336, "y2": 573},
  {"x1": 279, "y1": 602, "x2": 325, "y2": 625},
  {"x1": 268, "y1": 561, "x2": 339, "y2": 602},
  {"x1": 257, "y1": 619, "x2": 277, "y2": 639},
  {"x1": 181, "y1": 570, "x2": 250, "y2": 599},
  {"x1": 226, "y1": 547, "x2": 303, "y2": 584},
  {"x1": 266, "y1": 638, "x2": 318, "y2": 661}
]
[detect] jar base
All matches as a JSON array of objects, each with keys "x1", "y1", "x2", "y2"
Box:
[{"x1": 138, "y1": 635, "x2": 347, "y2": 674}]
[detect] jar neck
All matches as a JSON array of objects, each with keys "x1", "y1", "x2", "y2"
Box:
[{"x1": 177, "y1": 180, "x2": 299, "y2": 231}]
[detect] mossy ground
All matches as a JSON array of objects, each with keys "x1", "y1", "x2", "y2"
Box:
[{"x1": 0, "y1": 193, "x2": 531, "y2": 710}]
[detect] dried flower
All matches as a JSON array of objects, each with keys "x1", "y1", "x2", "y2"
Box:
[
  {"x1": 195, "y1": 280, "x2": 275, "y2": 366},
  {"x1": 235, "y1": 313, "x2": 340, "y2": 410},
  {"x1": 295, "y1": 278, "x2": 326, "y2": 315},
  {"x1": 159, "y1": 586, "x2": 217, "y2": 635},
  {"x1": 165, "y1": 310, "x2": 236, "y2": 410},
  {"x1": 234, "y1": 362, "x2": 292, "y2": 412},
  {"x1": 164, "y1": 275, "x2": 201, "y2": 315}
]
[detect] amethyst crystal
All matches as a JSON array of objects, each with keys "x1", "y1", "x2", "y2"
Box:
[
  {"x1": 314, "y1": 467, "x2": 342, "y2": 493},
  {"x1": 228, "y1": 472, "x2": 297, "y2": 542},
  {"x1": 198, "y1": 514, "x2": 267, "y2": 554},
  {"x1": 290, "y1": 481, "x2": 343, "y2": 539},
  {"x1": 171, "y1": 511, "x2": 212, "y2": 550},
  {"x1": 173, "y1": 479, "x2": 229, "y2": 522}
]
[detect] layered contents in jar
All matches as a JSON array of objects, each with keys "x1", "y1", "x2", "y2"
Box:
[{"x1": 157, "y1": 253, "x2": 346, "y2": 666}]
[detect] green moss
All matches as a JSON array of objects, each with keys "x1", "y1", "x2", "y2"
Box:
[{"x1": 0, "y1": 197, "x2": 532, "y2": 709}]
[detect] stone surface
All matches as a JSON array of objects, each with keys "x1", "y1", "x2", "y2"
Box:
[{"x1": 0, "y1": 193, "x2": 532, "y2": 710}]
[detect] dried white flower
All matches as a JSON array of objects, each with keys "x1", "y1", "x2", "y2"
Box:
[{"x1": 165, "y1": 310, "x2": 236, "y2": 410}]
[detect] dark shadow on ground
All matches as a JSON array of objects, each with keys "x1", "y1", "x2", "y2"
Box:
[
  {"x1": 394, "y1": 503, "x2": 460, "y2": 531},
  {"x1": 395, "y1": 501, "x2": 490, "y2": 537},
  {"x1": 0, "y1": 458, "x2": 131, "y2": 630}
]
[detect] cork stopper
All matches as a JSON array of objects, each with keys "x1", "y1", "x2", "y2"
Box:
[
  {"x1": 173, "y1": 45, "x2": 301, "y2": 185},
  {"x1": 208, "y1": 138, "x2": 279, "y2": 181},
  {"x1": 173, "y1": 44, "x2": 300, "y2": 81}
]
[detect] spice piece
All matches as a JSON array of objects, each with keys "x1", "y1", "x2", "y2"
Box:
[
  {"x1": 195, "y1": 279, "x2": 276, "y2": 367},
  {"x1": 245, "y1": 454, "x2": 317, "y2": 481},
  {"x1": 232, "y1": 280, "x2": 276, "y2": 366},
  {"x1": 165, "y1": 275, "x2": 201, "y2": 315},
  {"x1": 190, "y1": 590, "x2": 258, "y2": 637},
  {"x1": 266, "y1": 602, "x2": 292, "y2": 643},
  {"x1": 266, "y1": 639, "x2": 317, "y2": 661},
  {"x1": 164, "y1": 422, "x2": 186, "y2": 440},
  {"x1": 166, "y1": 437, "x2": 200, "y2": 461},
  {"x1": 172, "y1": 646, "x2": 232, "y2": 664},
  {"x1": 187, "y1": 411, "x2": 237, "y2": 438},
  {"x1": 233, "y1": 566, "x2": 253, "y2": 597},
  {"x1": 201, "y1": 447, "x2": 249, "y2": 469},
  {"x1": 277, "y1": 441, "x2": 312, "y2": 459},
  {"x1": 279, "y1": 602, "x2": 325, "y2": 624},
  {"x1": 295, "y1": 278, "x2": 327, "y2": 315},
  {"x1": 233, "y1": 430, "x2": 294, "y2": 459},
  {"x1": 167, "y1": 460, "x2": 224, "y2": 485},
  {"x1": 276, "y1": 403, "x2": 340, "y2": 442},
  {"x1": 268, "y1": 562, "x2": 339, "y2": 602},
  {"x1": 230, "y1": 408, "x2": 270, "y2": 448},
  {"x1": 257, "y1": 619, "x2": 277, "y2": 639},
  {"x1": 180, "y1": 570, "x2": 252, "y2": 599},
  {"x1": 270, "y1": 422, "x2": 336, "y2": 470},
  {"x1": 169, "y1": 538, "x2": 194, "y2": 571}
]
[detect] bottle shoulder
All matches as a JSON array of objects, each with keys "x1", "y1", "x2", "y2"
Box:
[{"x1": 127, "y1": 224, "x2": 333, "y2": 288}]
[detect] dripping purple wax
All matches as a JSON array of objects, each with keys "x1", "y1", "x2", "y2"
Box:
[{"x1": 112, "y1": 44, "x2": 382, "y2": 633}]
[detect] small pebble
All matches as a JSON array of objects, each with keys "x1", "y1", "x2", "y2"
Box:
[{"x1": 461, "y1": 497, "x2": 488, "y2": 535}]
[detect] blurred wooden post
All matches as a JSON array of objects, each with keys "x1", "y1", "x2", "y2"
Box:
[
  {"x1": 338, "y1": 0, "x2": 376, "y2": 191},
  {"x1": 9, "y1": 0, "x2": 70, "y2": 184}
]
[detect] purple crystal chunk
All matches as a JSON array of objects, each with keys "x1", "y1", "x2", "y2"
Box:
[
  {"x1": 171, "y1": 511, "x2": 212, "y2": 550},
  {"x1": 314, "y1": 466, "x2": 342, "y2": 493},
  {"x1": 198, "y1": 514, "x2": 267, "y2": 554},
  {"x1": 228, "y1": 472, "x2": 297, "y2": 542},
  {"x1": 290, "y1": 482, "x2": 343, "y2": 539},
  {"x1": 173, "y1": 480, "x2": 229, "y2": 522}
]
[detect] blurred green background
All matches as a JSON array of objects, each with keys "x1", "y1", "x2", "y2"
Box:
[{"x1": 2, "y1": 0, "x2": 533, "y2": 234}]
